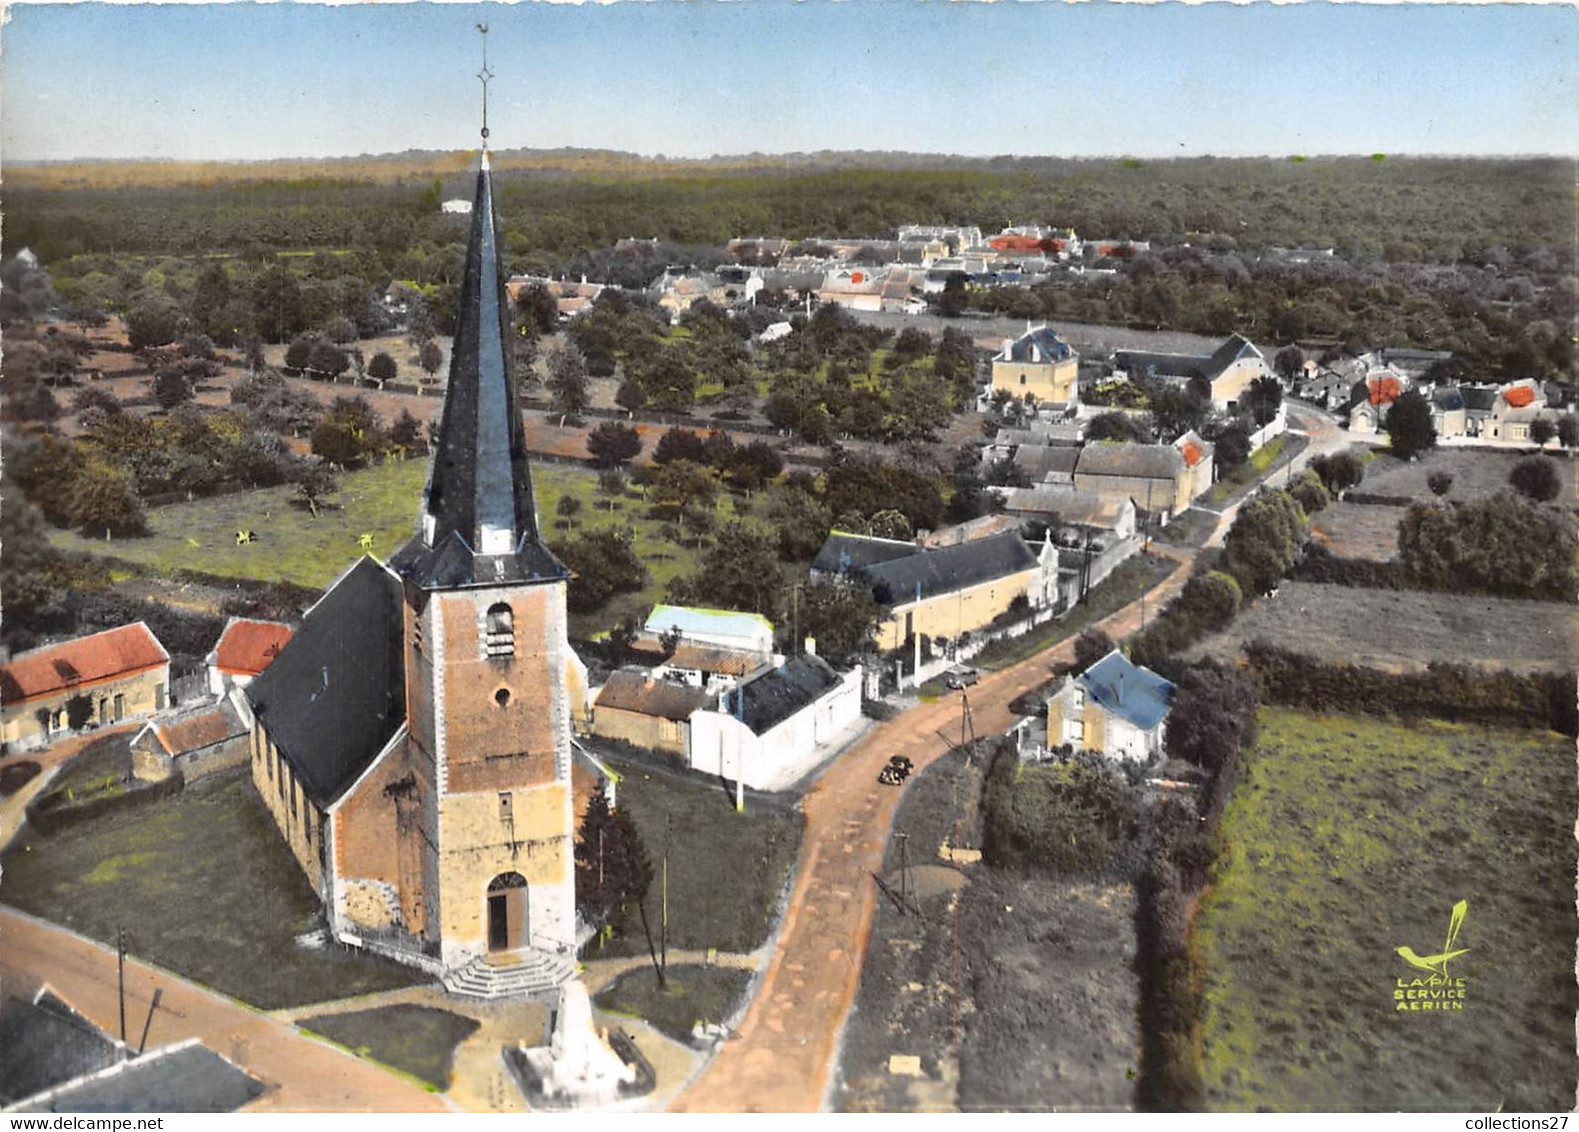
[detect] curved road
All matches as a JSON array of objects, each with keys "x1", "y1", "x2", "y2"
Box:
[{"x1": 670, "y1": 545, "x2": 1195, "y2": 1113}]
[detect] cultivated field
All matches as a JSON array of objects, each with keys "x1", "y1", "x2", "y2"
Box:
[
  {"x1": 1309, "y1": 501, "x2": 1407, "y2": 561},
  {"x1": 1188, "y1": 580, "x2": 1578, "y2": 674},
  {"x1": 1196, "y1": 708, "x2": 1577, "y2": 1111},
  {"x1": 1357, "y1": 448, "x2": 1579, "y2": 505}
]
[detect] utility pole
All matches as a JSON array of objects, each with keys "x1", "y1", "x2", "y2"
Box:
[
  {"x1": 116, "y1": 925, "x2": 127, "y2": 1056},
  {"x1": 137, "y1": 989, "x2": 163, "y2": 1056}
]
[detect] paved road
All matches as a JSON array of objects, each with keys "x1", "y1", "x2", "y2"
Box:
[
  {"x1": 1201, "y1": 402, "x2": 1347, "y2": 548},
  {"x1": 0, "y1": 907, "x2": 451, "y2": 1113},
  {"x1": 669, "y1": 547, "x2": 1195, "y2": 1113}
]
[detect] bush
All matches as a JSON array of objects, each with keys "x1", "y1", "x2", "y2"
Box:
[
  {"x1": 980, "y1": 740, "x2": 1137, "y2": 875},
  {"x1": 1288, "y1": 469, "x2": 1331, "y2": 515},
  {"x1": 1509, "y1": 456, "x2": 1561, "y2": 503},
  {"x1": 1309, "y1": 451, "x2": 1364, "y2": 496},
  {"x1": 1398, "y1": 493, "x2": 1578, "y2": 600}
]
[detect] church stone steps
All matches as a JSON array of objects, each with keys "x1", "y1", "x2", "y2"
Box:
[{"x1": 442, "y1": 951, "x2": 576, "y2": 1001}]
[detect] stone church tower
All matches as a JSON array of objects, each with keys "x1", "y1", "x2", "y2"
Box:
[
  {"x1": 246, "y1": 147, "x2": 586, "y2": 997},
  {"x1": 385, "y1": 151, "x2": 578, "y2": 980}
]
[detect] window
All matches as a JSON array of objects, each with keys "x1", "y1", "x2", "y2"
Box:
[
  {"x1": 413, "y1": 617, "x2": 423, "y2": 656},
  {"x1": 494, "y1": 688, "x2": 511, "y2": 708},
  {"x1": 485, "y1": 603, "x2": 514, "y2": 658},
  {"x1": 155, "y1": 684, "x2": 166, "y2": 711},
  {"x1": 290, "y1": 779, "x2": 298, "y2": 820},
  {"x1": 498, "y1": 792, "x2": 513, "y2": 821},
  {"x1": 113, "y1": 694, "x2": 125, "y2": 721},
  {"x1": 1019, "y1": 374, "x2": 1027, "y2": 386},
  {"x1": 303, "y1": 807, "x2": 313, "y2": 847}
]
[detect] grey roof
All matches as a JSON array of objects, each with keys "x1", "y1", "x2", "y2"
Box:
[
  {"x1": 245, "y1": 557, "x2": 405, "y2": 808},
  {"x1": 389, "y1": 163, "x2": 566, "y2": 591},
  {"x1": 999, "y1": 326, "x2": 1075, "y2": 364},
  {"x1": 1012, "y1": 445, "x2": 1082, "y2": 481},
  {"x1": 595, "y1": 670, "x2": 711, "y2": 721},
  {"x1": 811, "y1": 532, "x2": 920, "y2": 577},
  {"x1": 721, "y1": 654, "x2": 843, "y2": 736},
  {"x1": 1075, "y1": 443, "x2": 1185, "y2": 481},
  {"x1": 1077, "y1": 650, "x2": 1175, "y2": 732},
  {"x1": 1431, "y1": 387, "x2": 1466, "y2": 412},
  {"x1": 1460, "y1": 386, "x2": 1499, "y2": 412},
  {"x1": 839, "y1": 531, "x2": 1039, "y2": 606},
  {"x1": 0, "y1": 991, "x2": 120, "y2": 1105},
  {"x1": 16, "y1": 1041, "x2": 264, "y2": 1113},
  {"x1": 1115, "y1": 333, "x2": 1260, "y2": 384}
]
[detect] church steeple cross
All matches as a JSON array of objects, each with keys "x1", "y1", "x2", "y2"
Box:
[{"x1": 476, "y1": 22, "x2": 493, "y2": 149}]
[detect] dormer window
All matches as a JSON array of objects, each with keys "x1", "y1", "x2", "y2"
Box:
[{"x1": 485, "y1": 603, "x2": 514, "y2": 658}]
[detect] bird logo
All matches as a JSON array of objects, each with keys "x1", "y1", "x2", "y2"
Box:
[{"x1": 1396, "y1": 900, "x2": 1469, "y2": 978}]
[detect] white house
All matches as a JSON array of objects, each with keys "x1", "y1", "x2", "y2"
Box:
[
  {"x1": 1046, "y1": 649, "x2": 1175, "y2": 762},
  {"x1": 687, "y1": 654, "x2": 863, "y2": 792}
]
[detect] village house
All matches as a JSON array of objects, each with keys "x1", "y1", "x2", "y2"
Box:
[
  {"x1": 816, "y1": 267, "x2": 885, "y2": 312},
  {"x1": 897, "y1": 224, "x2": 983, "y2": 253},
  {"x1": 589, "y1": 671, "x2": 711, "y2": 759},
  {"x1": 1429, "y1": 386, "x2": 1468, "y2": 440},
  {"x1": 1346, "y1": 366, "x2": 1409, "y2": 434},
  {"x1": 1000, "y1": 486, "x2": 1139, "y2": 543},
  {"x1": 1071, "y1": 439, "x2": 1212, "y2": 521},
  {"x1": 648, "y1": 267, "x2": 719, "y2": 322},
  {"x1": 643, "y1": 604, "x2": 775, "y2": 658},
  {"x1": 206, "y1": 618, "x2": 293, "y2": 707},
  {"x1": 991, "y1": 325, "x2": 1080, "y2": 410},
  {"x1": 505, "y1": 275, "x2": 609, "y2": 322},
  {"x1": 1113, "y1": 333, "x2": 1271, "y2": 413},
  {"x1": 129, "y1": 697, "x2": 250, "y2": 785},
  {"x1": 1046, "y1": 649, "x2": 1175, "y2": 762},
  {"x1": 810, "y1": 529, "x2": 1059, "y2": 651},
  {"x1": 687, "y1": 652, "x2": 864, "y2": 792},
  {"x1": 0, "y1": 624, "x2": 170, "y2": 752},
  {"x1": 244, "y1": 152, "x2": 606, "y2": 997}
]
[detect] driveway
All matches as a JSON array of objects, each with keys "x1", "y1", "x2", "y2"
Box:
[{"x1": 669, "y1": 549, "x2": 1194, "y2": 1112}]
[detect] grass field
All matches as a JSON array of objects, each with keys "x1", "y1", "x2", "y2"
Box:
[
  {"x1": 1356, "y1": 447, "x2": 1579, "y2": 505},
  {"x1": 47, "y1": 458, "x2": 758, "y2": 637},
  {"x1": 0, "y1": 767, "x2": 425, "y2": 1009},
  {"x1": 1309, "y1": 501, "x2": 1407, "y2": 561},
  {"x1": 1196, "y1": 708, "x2": 1577, "y2": 1111},
  {"x1": 301, "y1": 1005, "x2": 479, "y2": 1090},
  {"x1": 1187, "y1": 580, "x2": 1577, "y2": 674},
  {"x1": 584, "y1": 751, "x2": 802, "y2": 959},
  {"x1": 594, "y1": 964, "x2": 752, "y2": 1045}
]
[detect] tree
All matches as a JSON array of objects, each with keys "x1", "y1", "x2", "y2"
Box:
[
  {"x1": 765, "y1": 487, "x2": 834, "y2": 562},
  {"x1": 1241, "y1": 375, "x2": 1283, "y2": 427},
  {"x1": 324, "y1": 316, "x2": 358, "y2": 345},
  {"x1": 1288, "y1": 469, "x2": 1332, "y2": 515},
  {"x1": 723, "y1": 440, "x2": 783, "y2": 493},
  {"x1": 796, "y1": 580, "x2": 882, "y2": 667},
  {"x1": 671, "y1": 522, "x2": 788, "y2": 622},
  {"x1": 368, "y1": 352, "x2": 398, "y2": 383},
  {"x1": 547, "y1": 346, "x2": 590, "y2": 415},
  {"x1": 653, "y1": 428, "x2": 707, "y2": 466},
  {"x1": 555, "y1": 494, "x2": 583, "y2": 526},
  {"x1": 294, "y1": 462, "x2": 339, "y2": 518},
  {"x1": 67, "y1": 458, "x2": 147, "y2": 537},
  {"x1": 868, "y1": 508, "x2": 913, "y2": 541},
  {"x1": 1147, "y1": 385, "x2": 1209, "y2": 444},
  {"x1": 1558, "y1": 416, "x2": 1578, "y2": 452},
  {"x1": 1222, "y1": 488, "x2": 1306, "y2": 596},
  {"x1": 1176, "y1": 571, "x2": 1242, "y2": 632},
  {"x1": 152, "y1": 366, "x2": 195, "y2": 411},
  {"x1": 1385, "y1": 389, "x2": 1436, "y2": 460},
  {"x1": 551, "y1": 527, "x2": 649, "y2": 613},
  {"x1": 1087, "y1": 411, "x2": 1150, "y2": 443},
  {"x1": 586, "y1": 421, "x2": 643, "y2": 469},
  {"x1": 307, "y1": 340, "x2": 350, "y2": 378},
  {"x1": 596, "y1": 468, "x2": 628, "y2": 510},
  {"x1": 935, "y1": 273, "x2": 968, "y2": 318},
  {"x1": 252, "y1": 264, "x2": 306, "y2": 343},
  {"x1": 311, "y1": 396, "x2": 385, "y2": 467},
  {"x1": 284, "y1": 336, "x2": 316, "y2": 372},
  {"x1": 1530, "y1": 418, "x2": 1557, "y2": 448},
  {"x1": 645, "y1": 459, "x2": 717, "y2": 514},
  {"x1": 615, "y1": 379, "x2": 647, "y2": 414},
  {"x1": 1073, "y1": 627, "x2": 1115, "y2": 671},
  {"x1": 1509, "y1": 456, "x2": 1561, "y2": 503},
  {"x1": 1273, "y1": 344, "x2": 1306, "y2": 382},
  {"x1": 1211, "y1": 420, "x2": 1253, "y2": 473},
  {"x1": 574, "y1": 786, "x2": 659, "y2": 978},
  {"x1": 389, "y1": 408, "x2": 426, "y2": 454},
  {"x1": 419, "y1": 340, "x2": 445, "y2": 379},
  {"x1": 1398, "y1": 494, "x2": 1578, "y2": 600},
  {"x1": 514, "y1": 282, "x2": 560, "y2": 338},
  {"x1": 1165, "y1": 663, "x2": 1260, "y2": 775},
  {"x1": 1309, "y1": 451, "x2": 1365, "y2": 496},
  {"x1": 1427, "y1": 471, "x2": 1455, "y2": 497},
  {"x1": 125, "y1": 295, "x2": 182, "y2": 349}
]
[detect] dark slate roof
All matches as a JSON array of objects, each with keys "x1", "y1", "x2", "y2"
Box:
[
  {"x1": 1116, "y1": 333, "x2": 1259, "y2": 384},
  {"x1": 999, "y1": 326, "x2": 1075, "y2": 364},
  {"x1": 1012, "y1": 445, "x2": 1082, "y2": 481},
  {"x1": 862, "y1": 531, "x2": 1039, "y2": 606},
  {"x1": 17, "y1": 1041, "x2": 265, "y2": 1113},
  {"x1": 722, "y1": 654, "x2": 843, "y2": 736},
  {"x1": 1431, "y1": 387, "x2": 1466, "y2": 411},
  {"x1": 1075, "y1": 442, "x2": 1184, "y2": 481},
  {"x1": 811, "y1": 532, "x2": 920, "y2": 577},
  {"x1": 388, "y1": 161, "x2": 567, "y2": 591},
  {"x1": 1077, "y1": 650, "x2": 1175, "y2": 732},
  {"x1": 1460, "y1": 386, "x2": 1499, "y2": 412},
  {"x1": 0, "y1": 991, "x2": 119, "y2": 1105},
  {"x1": 244, "y1": 557, "x2": 405, "y2": 808}
]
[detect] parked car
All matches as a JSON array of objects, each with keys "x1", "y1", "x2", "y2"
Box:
[
  {"x1": 944, "y1": 667, "x2": 980, "y2": 690},
  {"x1": 878, "y1": 756, "x2": 913, "y2": 786}
]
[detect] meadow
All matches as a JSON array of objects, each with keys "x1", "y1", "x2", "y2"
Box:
[
  {"x1": 1195, "y1": 707, "x2": 1577, "y2": 1111},
  {"x1": 46, "y1": 457, "x2": 762, "y2": 637}
]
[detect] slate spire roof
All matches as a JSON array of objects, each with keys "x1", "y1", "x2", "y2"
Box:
[{"x1": 388, "y1": 155, "x2": 566, "y2": 589}]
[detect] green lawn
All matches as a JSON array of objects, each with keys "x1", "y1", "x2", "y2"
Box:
[
  {"x1": 1, "y1": 767, "x2": 425, "y2": 1009},
  {"x1": 585, "y1": 752, "x2": 802, "y2": 959},
  {"x1": 1196, "y1": 708, "x2": 1576, "y2": 1112},
  {"x1": 1201, "y1": 433, "x2": 1310, "y2": 506},
  {"x1": 302, "y1": 1005, "x2": 479, "y2": 1090},
  {"x1": 36, "y1": 733, "x2": 131, "y2": 809},
  {"x1": 47, "y1": 458, "x2": 759, "y2": 637},
  {"x1": 594, "y1": 964, "x2": 752, "y2": 1045}
]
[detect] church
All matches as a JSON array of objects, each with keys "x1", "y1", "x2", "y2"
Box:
[{"x1": 245, "y1": 146, "x2": 596, "y2": 997}]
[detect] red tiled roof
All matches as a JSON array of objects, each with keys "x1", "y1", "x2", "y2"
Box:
[
  {"x1": 213, "y1": 619, "x2": 294, "y2": 676},
  {"x1": 1503, "y1": 384, "x2": 1536, "y2": 408},
  {"x1": 1368, "y1": 375, "x2": 1403, "y2": 406},
  {"x1": 1181, "y1": 441, "x2": 1204, "y2": 467},
  {"x1": 0, "y1": 623, "x2": 168, "y2": 705},
  {"x1": 149, "y1": 701, "x2": 246, "y2": 755}
]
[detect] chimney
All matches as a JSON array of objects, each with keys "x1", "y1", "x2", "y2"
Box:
[{"x1": 804, "y1": 637, "x2": 817, "y2": 657}]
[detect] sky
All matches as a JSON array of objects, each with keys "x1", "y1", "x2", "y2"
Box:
[{"x1": 2, "y1": 1, "x2": 1576, "y2": 163}]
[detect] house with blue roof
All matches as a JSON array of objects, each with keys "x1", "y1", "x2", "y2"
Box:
[
  {"x1": 1048, "y1": 649, "x2": 1176, "y2": 762},
  {"x1": 643, "y1": 604, "x2": 776, "y2": 658},
  {"x1": 991, "y1": 324, "x2": 1080, "y2": 411}
]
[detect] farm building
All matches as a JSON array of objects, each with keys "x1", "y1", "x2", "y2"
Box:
[{"x1": 0, "y1": 624, "x2": 170, "y2": 752}]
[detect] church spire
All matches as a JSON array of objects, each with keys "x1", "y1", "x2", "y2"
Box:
[{"x1": 389, "y1": 52, "x2": 565, "y2": 591}]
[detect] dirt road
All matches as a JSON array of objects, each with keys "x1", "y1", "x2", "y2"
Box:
[
  {"x1": 0, "y1": 907, "x2": 450, "y2": 1113},
  {"x1": 670, "y1": 548, "x2": 1194, "y2": 1113}
]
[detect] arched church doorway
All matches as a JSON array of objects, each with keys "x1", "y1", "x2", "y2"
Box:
[{"x1": 486, "y1": 872, "x2": 528, "y2": 952}]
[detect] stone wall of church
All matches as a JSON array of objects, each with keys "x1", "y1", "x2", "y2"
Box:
[
  {"x1": 249, "y1": 720, "x2": 327, "y2": 898},
  {"x1": 332, "y1": 735, "x2": 438, "y2": 937}
]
